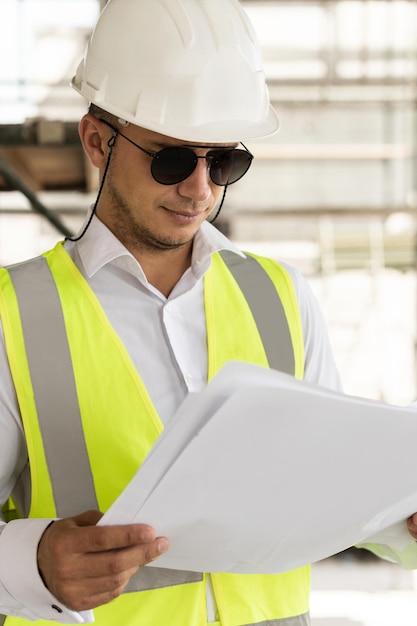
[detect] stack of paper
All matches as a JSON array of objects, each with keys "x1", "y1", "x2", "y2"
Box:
[{"x1": 100, "y1": 361, "x2": 417, "y2": 573}]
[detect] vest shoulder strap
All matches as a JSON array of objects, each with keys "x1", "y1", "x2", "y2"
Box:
[
  {"x1": 5, "y1": 256, "x2": 98, "y2": 516},
  {"x1": 218, "y1": 250, "x2": 296, "y2": 376}
]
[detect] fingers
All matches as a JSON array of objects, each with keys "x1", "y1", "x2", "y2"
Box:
[
  {"x1": 50, "y1": 511, "x2": 157, "y2": 554},
  {"x1": 37, "y1": 510, "x2": 169, "y2": 611},
  {"x1": 59, "y1": 540, "x2": 168, "y2": 610}
]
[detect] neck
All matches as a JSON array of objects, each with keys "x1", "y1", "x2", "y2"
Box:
[{"x1": 131, "y1": 242, "x2": 193, "y2": 297}]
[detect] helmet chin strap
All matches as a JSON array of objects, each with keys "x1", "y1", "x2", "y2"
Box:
[
  {"x1": 66, "y1": 128, "x2": 118, "y2": 242},
  {"x1": 209, "y1": 185, "x2": 228, "y2": 224}
]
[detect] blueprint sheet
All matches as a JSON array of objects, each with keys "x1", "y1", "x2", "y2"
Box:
[{"x1": 100, "y1": 361, "x2": 417, "y2": 574}]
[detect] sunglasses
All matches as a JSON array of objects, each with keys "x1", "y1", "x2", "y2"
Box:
[{"x1": 101, "y1": 121, "x2": 253, "y2": 186}]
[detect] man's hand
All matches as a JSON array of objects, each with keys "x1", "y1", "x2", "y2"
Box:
[
  {"x1": 407, "y1": 514, "x2": 417, "y2": 541},
  {"x1": 37, "y1": 510, "x2": 169, "y2": 611}
]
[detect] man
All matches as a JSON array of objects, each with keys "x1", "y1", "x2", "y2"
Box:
[{"x1": 0, "y1": 1, "x2": 416, "y2": 625}]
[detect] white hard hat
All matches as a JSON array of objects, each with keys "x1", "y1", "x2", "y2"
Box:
[{"x1": 71, "y1": 0, "x2": 279, "y2": 142}]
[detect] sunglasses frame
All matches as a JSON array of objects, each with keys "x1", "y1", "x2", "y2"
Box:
[{"x1": 100, "y1": 120, "x2": 253, "y2": 186}]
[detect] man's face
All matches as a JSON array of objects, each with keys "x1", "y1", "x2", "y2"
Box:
[{"x1": 96, "y1": 123, "x2": 231, "y2": 255}]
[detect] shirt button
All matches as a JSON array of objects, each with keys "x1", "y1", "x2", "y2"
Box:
[{"x1": 185, "y1": 374, "x2": 193, "y2": 385}]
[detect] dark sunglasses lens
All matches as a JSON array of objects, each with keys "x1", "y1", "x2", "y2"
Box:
[
  {"x1": 210, "y1": 150, "x2": 253, "y2": 186},
  {"x1": 151, "y1": 147, "x2": 197, "y2": 185}
]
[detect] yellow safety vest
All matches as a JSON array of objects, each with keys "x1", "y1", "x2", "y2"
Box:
[{"x1": 0, "y1": 242, "x2": 310, "y2": 626}]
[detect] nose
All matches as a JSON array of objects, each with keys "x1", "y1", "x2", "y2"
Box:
[{"x1": 177, "y1": 157, "x2": 212, "y2": 202}]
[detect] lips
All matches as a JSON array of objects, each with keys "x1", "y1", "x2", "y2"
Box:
[
  {"x1": 173, "y1": 210, "x2": 201, "y2": 218},
  {"x1": 163, "y1": 206, "x2": 206, "y2": 220}
]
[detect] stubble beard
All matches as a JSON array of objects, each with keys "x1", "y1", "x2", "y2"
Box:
[{"x1": 106, "y1": 180, "x2": 194, "y2": 254}]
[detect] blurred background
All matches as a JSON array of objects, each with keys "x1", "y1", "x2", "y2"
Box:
[{"x1": 1, "y1": 1, "x2": 417, "y2": 623}]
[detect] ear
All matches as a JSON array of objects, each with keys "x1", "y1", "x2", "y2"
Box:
[{"x1": 78, "y1": 114, "x2": 113, "y2": 169}]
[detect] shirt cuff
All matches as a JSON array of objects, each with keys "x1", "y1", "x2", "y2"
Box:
[
  {"x1": 357, "y1": 519, "x2": 417, "y2": 570},
  {"x1": 0, "y1": 518, "x2": 94, "y2": 623}
]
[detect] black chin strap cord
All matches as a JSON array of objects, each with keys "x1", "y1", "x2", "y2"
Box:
[
  {"x1": 66, "y1": 129, "x2": 118, "y2": 242},
  {"x1": 209, "y1": 185, "x2": 228, "y2": 224}
]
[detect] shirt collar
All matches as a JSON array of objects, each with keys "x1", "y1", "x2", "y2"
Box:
[{"x1": 70, "y1": 213, "x2": 245, "y2": 281}]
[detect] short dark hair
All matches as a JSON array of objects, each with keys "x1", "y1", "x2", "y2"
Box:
[{"x1": 88, "y1": 103, "x2": 122, "y2": 128}]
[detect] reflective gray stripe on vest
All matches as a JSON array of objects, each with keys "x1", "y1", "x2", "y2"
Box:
[
  {"x1": 125, "y1": 565, "x2": 202, "y2": 592},
  {"x1": 244, "y1": 613, "x2": 310, "y2": 626},
  {"x1": 219, "y1": 250, "x2": 294, "y2": 375},
  {"x1": 7, "y1": 258, "x2": 98, "y2": 517},
  {"x1": 0, "y1": 614, "x2": 5, "y2": 626}
]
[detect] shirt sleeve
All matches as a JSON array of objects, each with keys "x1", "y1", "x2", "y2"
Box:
[
  {"x1": 355, "y1": 524, "x2": 417, "y2": 570},
  {"x1": 0, "y1": 519, "x2": 94, "y2": 623},
  {"x1": 282, "y1": 264, "x2": 343, "y2": 392}
]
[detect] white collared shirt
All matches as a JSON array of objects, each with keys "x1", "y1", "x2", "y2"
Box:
[{"x1": 0, "y1": 216, "x2": 342, "y2": 623}]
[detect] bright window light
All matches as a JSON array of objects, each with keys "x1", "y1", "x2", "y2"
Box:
[{"x1": 0, "y1": 0, "x2": 99, "y2": 122}]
